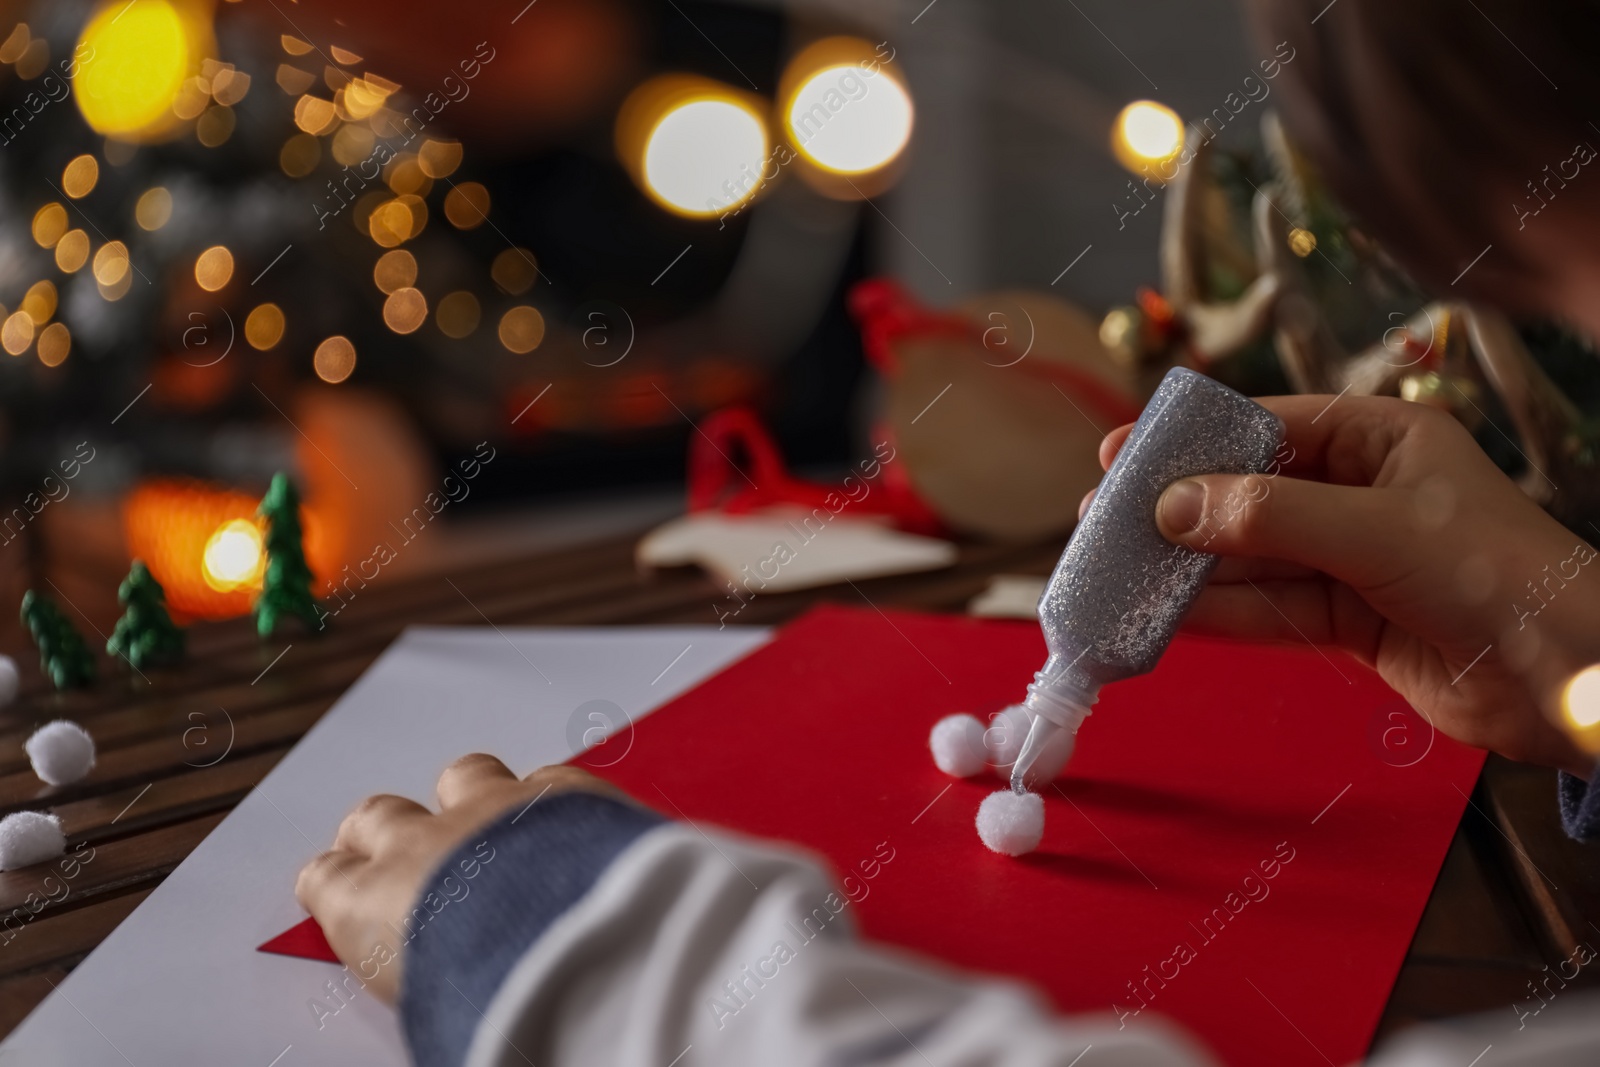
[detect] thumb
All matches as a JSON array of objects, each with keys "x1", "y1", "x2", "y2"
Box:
[{"x1": 1156, "y1": 473, "x2": 1405, "y2": 589}]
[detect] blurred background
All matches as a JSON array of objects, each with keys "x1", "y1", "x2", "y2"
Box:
[{"x1": 0, "y1": 0, "x2": 1595, "y2": 641}]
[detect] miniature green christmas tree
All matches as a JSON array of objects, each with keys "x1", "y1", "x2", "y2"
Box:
[
  {"x1": 20, "y1": 590, "x2": 96, "y2": 690},
  {"x1": 106, "y1": 560, "x2": 185, "y2": 671},
  {"x1": 255, "y1": 472, "x2": 322, "y2": 638}
]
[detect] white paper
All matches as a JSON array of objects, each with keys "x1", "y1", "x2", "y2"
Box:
[
  {"x1": 967, "y1": 574, "x2": 1047, "y2": 619},
  {"x1": 638, "y1": 508, "x2": 957, "y2": 594},
  {"x1": 0, "y1": 626, "x2": 770, "y2": 1065}
]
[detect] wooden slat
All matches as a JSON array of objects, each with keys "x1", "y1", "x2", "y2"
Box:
[
  {"x1": 0, "y1": 889, "x2": 151, "y2": 978},
  {"x1": 0, "y1": 812, "x2": 223, "y2": 917}
]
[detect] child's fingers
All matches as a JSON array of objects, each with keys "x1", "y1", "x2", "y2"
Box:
[
  {"x1": 334, "y1": 794, "x2": 431, "y2": 854},
  {"x1": 1098, "y1": 425, "x2": 1134, "y2": 471},
  {"x1": 1180, "y1": 579, "x2": 1384, "y2": 662},
  {"x1": 437, "y1": 753, "x2": 519, "y2": 810},
  {"x1": 1156, "y1": 472, "x2": 1408, "y2": 591},
  {"x1": 295, "y1": 848, "x2": 368, "y2": 913},
  {"x1": 1208, "y1": 558, "x2": 1318, "y2": 584}
]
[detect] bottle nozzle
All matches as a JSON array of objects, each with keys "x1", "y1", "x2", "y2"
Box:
[{"x1": 1009, "y1": 714, "x2": 1063, "y2": 794}]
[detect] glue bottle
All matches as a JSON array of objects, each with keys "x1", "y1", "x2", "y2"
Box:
[{"x1": 1009, "y1": 367, "x2": 1285, "y2": 792}]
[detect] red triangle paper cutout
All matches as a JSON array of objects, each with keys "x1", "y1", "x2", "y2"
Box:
[{"x1": 258, "y1": 916, "x2": 340, "y2": 963}]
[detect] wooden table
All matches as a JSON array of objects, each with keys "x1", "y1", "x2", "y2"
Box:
[{"x1": 0, "y1": 531, "x2": 1595, "y2": 1046}]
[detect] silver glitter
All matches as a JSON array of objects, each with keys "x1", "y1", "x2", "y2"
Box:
[{"x1": 1033, "y1": 366, "x2": 1284, "y2": 695}]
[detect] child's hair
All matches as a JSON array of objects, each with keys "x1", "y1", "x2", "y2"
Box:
[{"x1": 1244, "y1": 0, "x2": 1600, "y2": 310}]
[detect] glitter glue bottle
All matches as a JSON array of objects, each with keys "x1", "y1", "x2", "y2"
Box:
[{"x1": 1009, "y1": 367, "x2": 1285, "y2": 792}]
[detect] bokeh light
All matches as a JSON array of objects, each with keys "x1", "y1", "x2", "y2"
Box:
[
  {"x1": 94, "y1": 241, "x2": 131, "y2": 286},
  {"x1": 201, "y1": 517, "x2": 264, "y2": 592},
  {"x1": 436, "y1": 291, "x2": 480, "y2": 338},
  {"x1": 32, "y1": 204, "x2": 67, "y2": 248},
  {"x1": 498, "y1": 306, "x2": 545, "y2": 353},
  {"x1": 1112, "y1": 100, "x2": 1184, "y2": 173},
  {"x1": 62, "y1": 154, "x2": 99, "y2": 199},
  {"x1": 1, "y1": 312, "x2": 33, "y2": 356},
  {"x1": 194, "y1": 245, "x2": 233, "y2": 291},
  {"x1": 136, "y1": 187, "x2": 173, "y2": 230},
  {"x1": 55, "y1": 230, "x2": 89, "y2": 272},
  {"x1": 491, "y1": 248, "x2": 538, "y2": 295},
  {"x1": 442, "y1": 182, "x2": 490, "y2": 230},
  {"x1": 21, "y1": 281, "x2": 56, "y2": 324},
  {"x1": 417, "y1": 139, "x2": 462, "y2": 178},
  {"x1": 373, "y1": 250, "x2": 417, "y2": 294},
  {"x1": 617, "y1": 75, "x2": 769, "y2": 219},
  {"x1": 313, "y1": 335, "x2": 356, "y2": 383},
  {"x1": 279, "y1": 133, "x2": 321, "y2": 177},
  {"x1": 1563, "y1": 665, "x2": 1600, "y2": 730},
  {"x1": 37, "y1": 323, "x2": 70, "y2": 367},
  {"x1": 783, "y1": 42, "x2": 913, "y2": 175},
  {"x1": 196, "y1": 104, "x2": 235, "y2": 146},
  {"x1": 245, "y1": 303, "x2": 285, "y2": 350},
  {"x1": 383, "y1": 287, "x2": 427, "y2": 334},
  {"x1": 75, "y1": 0, "x2": 209, "y2": 140}
]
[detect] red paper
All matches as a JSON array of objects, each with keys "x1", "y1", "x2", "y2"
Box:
[
  {"x1": 586, "y1": 606, "x2": 1483, "y2": 1067},
  {"x1": 259, "y1": 605, "x2": 1481, "y2": 1065},
  {"x1": 258, "y1": 916, "x2": 339, "y2": 963}
]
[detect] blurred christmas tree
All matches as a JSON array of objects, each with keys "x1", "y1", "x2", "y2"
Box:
[
  {"x1": 254, "y1": 472, "x2": 319, "y2": 638},
  {"x1": 106, "y1": 559, "x2": 185, "y2": 669},
  {"x1": 21, "y1": 589, "x2": 96, "y2": 689}
]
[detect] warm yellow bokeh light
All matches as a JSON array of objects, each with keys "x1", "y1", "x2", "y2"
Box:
[
  {"x1": 62, "y1": 154, "x2": 99, "y2": 199},
  {"x1": 32, "y1": 204, "x2": 67, "y2": 248},
  {"x1": 443, "y1": 182, "x2": 490, "y2": 229},
  {"x1": 785, "y1": 63, "x2": 913, "y2": 175},
  {"x1": 21, "y1": 281, "x2": 56, "y2": 324},
  {"x1": 196, "y1": 104, "x2": 235, "y2": 146},
  {"x1": 294, "y1": 95, "x2": 338, "y2": 135},
  {"x1": 1288, "y1": 227, "x2": 1318, "y2": 258},
  {"x1": 245, "y1": 303, "x2": 285, "y2": 350},
  {"x1": 136, "y1": 187, "x2": 173, "y2": 230},
  {"x1": 1112, "y1": 100, "x2": 1184, "y2": 172},
  {"x1": 36, "y1": 322, "x2": 70, "y2": 367},
  {"x1": 417, "y1": 139, "x2": 462, "y2": 179},
  {"x1": 279, "y1": 133, "x2": 321, "y2": 177},
  {"x1": 314, "y1": 335, "x2": 356, "y2": 383},
  {"x1": 55, "y1": 230, "x2": 89, "y2": 272},
  {"x1": 436, "y1": 291, "x2": 480, "y2": 338},
  {"x1": 498, "y1": 306, "x2": 545, "y2": 354},
  {"x1": 383, "y1": 287, "x2": 427, "y2": 334},
  {"x1": 373, "y1": 249, "x2": 417, "y2": 294},
  {"x1": 194, "y1": 245, "x2": 233, "y2": 291},
  {"x1": 1563, "y1": 665, "x2": 1600, "y2": 730},
  {"x1": 202, "y1": 518, "x2": 264, "y2": 592},
  {"x1": 368, "y1": 195, "x2": 426, "y2": 247},
  {"x1": 643, "y1": 97, "x2": 767, "y2": 217},
  {"x1": 75, "y1": 0, "x2": 206, "y2": 139},
  {"x1": 93, "y1": 241, "x2": 130, "y2": 286},
  {"x1": 491, "y1": 248, "x2": 538, "y2": 295},
  {"x1": 1, "y1": 312, "x2": 33, "y2": 356}
]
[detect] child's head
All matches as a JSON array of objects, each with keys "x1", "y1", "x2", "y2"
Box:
[{"x1": 1247, "y1": 0, "x2": 1600, "y2": 339}]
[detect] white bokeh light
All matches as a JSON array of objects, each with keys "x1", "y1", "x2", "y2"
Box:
[
  {"x1": 1116, "y1": 100, "x2": 1184, "y2": 161},
  {"x1": 643, "y1": 99, "x2": 768, "y2": 217},
  {"x1": 787, "y1": 64, "x2": 913, "y2": 174},
  {"x1": 1564, "y1": 665, "x2": 1600, "y2": 729}
]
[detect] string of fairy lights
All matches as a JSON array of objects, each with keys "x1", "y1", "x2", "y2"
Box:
[{"x1": 0, "y1": 0, "x2": 933, "y2": 391}]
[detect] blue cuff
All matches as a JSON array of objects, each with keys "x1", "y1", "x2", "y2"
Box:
[
  {"x1": 1558, "y1": 767, "x2": 1600, "y2": 842},
  {"x1": 398, "y1": 791, "x2": 666, "y2": 1067}
]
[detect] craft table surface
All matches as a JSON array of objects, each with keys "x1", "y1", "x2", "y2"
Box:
[{"x1": 0, "y1": 530, "x2": 1594, "y2": 1049}]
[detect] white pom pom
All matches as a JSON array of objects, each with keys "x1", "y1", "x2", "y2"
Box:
[
  {"x1": 929, "y1": 714, "x2": 988, "y2": 777},
  {"x1": 986, "y1": 705, "x2": 1077, "y2": 783},
  {"x1": 0, "y1": 655, "x2": 17, "y2": 708},
  {"x1": 25, "y1": 721, "x2": 96, "y2": 786},
  {"x1": 984, "y1": 704, "x2": 1029, "y2": 770},
  {"x1": 977, "y1": 789, "x2": 1045, "y2": 856},
  {"x1": 0, "y1": 811, "x2": 65, "y2": 870}
]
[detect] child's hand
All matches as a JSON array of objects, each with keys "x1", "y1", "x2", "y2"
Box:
[
  {"x1": 1089, "y1": 395, "x2": 1598, "y2": 777},
  {"x1": 295, "y1": 756, "x2": 629, "y2": 1002}
]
